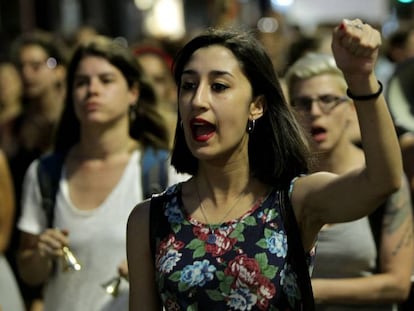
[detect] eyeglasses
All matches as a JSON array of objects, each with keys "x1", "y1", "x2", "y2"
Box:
[
  {"x1": 291, "y1": 94, "x2": 348, "y2": 114},
  {"x1": 17, "y1": 57, "x2": 57, "y2": 72}
]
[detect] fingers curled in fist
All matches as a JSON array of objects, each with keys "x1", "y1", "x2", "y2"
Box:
[
  {"x1": 335, "y1": 18, "x2": 381, "y2": 58},
  {"x1": 37, "y1": 228, "x2": 69, "y2": 258}
]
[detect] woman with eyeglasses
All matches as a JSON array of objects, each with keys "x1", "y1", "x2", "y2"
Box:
[{"x1": 285, "y1": 52, "x2": 414, "y2": 310}]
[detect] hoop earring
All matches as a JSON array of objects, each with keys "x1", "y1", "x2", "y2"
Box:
[
  {"x1": 129, "y1": 105, "x2": 137, "y2": 122},
  {"x1": 247, "y1": 119, "x2": 255, "y2": 133}
]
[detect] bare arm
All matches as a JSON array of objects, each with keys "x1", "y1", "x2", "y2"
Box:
[
  {"x1": 312, "y1": 175, "x2": 414, "y2": 304},
  {"x1": 127, "y1": 200, "x2": 161, "y2": 311},
  {"x1": 292, "y1": 20, "x2": 403, "y2": 250},
  {"x1": 400, "y1": 132, "x2": 414, "y2": 204},
  {"x1": 0, "y1": 150, "x2": 14, "y2": 252}
]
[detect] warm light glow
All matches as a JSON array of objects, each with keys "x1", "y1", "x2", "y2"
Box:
[
  {"x1": 271, "y1": 0, "x2": 295, "y2": 7},
  {"x1": 46, "y1": 57, "x2": 57, "y2": 69},
  {"x1": 257, "y1": 17, "x2": 279, "y2": 33},
  {"x1": 134, "y1": 0, "x2": 154, "y2": 10},
  {"x1": 144, "y1": 0, "x2": 185, "y2": 39}
]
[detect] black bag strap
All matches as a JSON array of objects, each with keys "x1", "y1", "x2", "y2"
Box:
[
  {"x1": 368, "y1": 201, "x2": 386, "y2": 272},
  {"x1": 37, "y1": 153, "x2": 65, "y2": 228},
  {"x1": 279, "y1": 189, "x2": 315, "y2": 311},
  {"x1": 148, "y1": 192, "x2": 170, "y2": 310},
  {"x1": 37, "y1": 147, "x2": 170, "y2": 227},
  {"x1": 149, "y1": 192, "x2": 169, "y2": 262},
  {"x1": 141, "y1": 146, "x2": 169, "y2": 199}
]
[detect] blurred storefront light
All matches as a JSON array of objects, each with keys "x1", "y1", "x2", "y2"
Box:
[
  {"x1": 257, "y1": 17, "x2": 279, "y2": 33},
  {"x1": 144, "y1": 0, "x2": 185, "y2": 39},
  {"x1": 134, "y1": 0, "x2": 154, "y2": 10},
  {"x1": 271, "y1": 0, "x2": 295, "y2": 12}
]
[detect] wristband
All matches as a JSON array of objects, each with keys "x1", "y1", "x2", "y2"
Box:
[{"x1": 346, "y1": 81, "x2": 383, "y2": 101}]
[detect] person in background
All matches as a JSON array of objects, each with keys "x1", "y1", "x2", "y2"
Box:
[
  {"x1": 0, "y1": 149, "x2": 25, "y2": 311},
  {"x1": 7, "y1": 30, "x2": 68, "y2": 311},
  {"x1": 127, "y1": 19, "x2": 403, "y2": 310},
  {"x1": 382, "y1": 26, "x2": 414, "y2": 311},
  {"x1": 0, "y1": 60, "x2": 23, "y2": 158},
  {"x1": 9, "y1": 30, "x2": 68, "y2": 166},
  {"x1": 376, "y1": 24, "x2": 414, "y2": 92},
  {"x1": 72, "y1": 25, "x2": 100, "y2": 48},
  {"x1": 386, "y1": 25, "x2": 414, "y2": 64},
  {"x1": 285, "y1": 52, "x2": 413, "y2": 310},
  {"x1": 133, "y1": 43, "x2": 178, "y2": 149},
  {"x1": 397, "y1": 131, "x2": 414, "y2": 311},
  {"x1": 16, "y1": 35, "x2": 186, "y2": 311},
  {"x1": 284, "y1": 27, "x2": 333, "y2": 76}
]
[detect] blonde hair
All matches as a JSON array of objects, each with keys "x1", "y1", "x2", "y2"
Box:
[{"x1": 284, "y1": 53, "x2": 347, "y2": 97}]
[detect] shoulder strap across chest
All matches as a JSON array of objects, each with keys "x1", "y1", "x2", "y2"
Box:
[{"x1": 37, "y1": 146, "x2": 170, "y2": 227}]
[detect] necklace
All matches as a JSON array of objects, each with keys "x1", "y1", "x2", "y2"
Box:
[{"x1": 195, "y1": 182, "x2": 246, "y2": 245}]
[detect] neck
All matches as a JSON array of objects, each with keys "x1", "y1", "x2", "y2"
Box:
[
  {"x1": 196, "y1": 161, "x2": 268, "y2": 210},
  {"x1": 26, "y1": 89, "x2": 64, "y2": 121},
  {"x1": 198, "y1": 148, "x2": 252, "y2": 201},
  {"x1": 77, "y1": 121, "x2": 137, "y2": 160},
  {"x1": 192, "y1": 135, "x2": 269, "y2": 218},
  {"x1": 312, "y1": 141, "x2": 364, "y2": 174}
]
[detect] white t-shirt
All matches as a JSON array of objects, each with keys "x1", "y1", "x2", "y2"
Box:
[{"x1": 18, "y1": 150, "x2": 188, "y2": 311}]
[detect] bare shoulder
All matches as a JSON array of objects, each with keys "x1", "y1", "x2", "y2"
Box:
[
  {"x1": 127, "y1": 199, "x2": 151, "y2": 233},
  {"x1": 127, "y1": 198, "x2": 161, "y2": 309},
  {"x1": 290, "y1": 172, "x2": 337, "y2": 205},
  {"x1": 127, "y1": 199, "x2": 152, "y2": 261}
]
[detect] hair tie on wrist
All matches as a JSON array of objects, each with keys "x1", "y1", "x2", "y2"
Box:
[{"x1": 346, "y1": 81, "x2": 383, "y2": 101}]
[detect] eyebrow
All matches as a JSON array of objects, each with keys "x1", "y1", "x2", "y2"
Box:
[
  {"x1": 74, "y1": 72, "x2": 117, "y2": 78},
  {"x1": 181, "y1": 69, "x2": 234, "y2": 78}
]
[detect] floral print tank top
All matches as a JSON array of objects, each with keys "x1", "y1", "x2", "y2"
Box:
[{"x1": 153, "y1": 183, "x2": 314, "y2": 311}]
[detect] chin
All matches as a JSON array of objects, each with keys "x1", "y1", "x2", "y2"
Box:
[{"x1": 311, "y1": 142, "x2": 331, "y2": 153}]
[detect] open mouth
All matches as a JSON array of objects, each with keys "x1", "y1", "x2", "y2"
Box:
[
  {"x1": 311, "y1": 126, "x2": 327, "y2": 142},
  {"x1": 190, "y1": 118, "x2": 216, "y2": 142}
]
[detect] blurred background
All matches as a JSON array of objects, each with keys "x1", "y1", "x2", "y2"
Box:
[
  {"x1": 1, "y1": 0, "x2": 414, "y2": 75},
  {"x1": 0, "y1": 0, "x2": 413, "y2": 44},
  {"x1": 1, "y1": 2, "x2": 414, "y2": 310}
]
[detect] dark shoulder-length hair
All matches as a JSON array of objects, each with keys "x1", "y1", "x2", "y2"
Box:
[
  {"x1": 54, "y1": 36, "x2": 169, "y2": 154},
  {"x1": 10, "y1": 30, "x2": 68, "y2": 67},
  {"x1": 171, "y1": 28, "x2": 310, "y2": 189}
]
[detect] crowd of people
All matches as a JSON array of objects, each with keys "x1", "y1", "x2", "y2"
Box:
[{"x1": 0, "y1": 10, "x2": 413, "y2": 311}]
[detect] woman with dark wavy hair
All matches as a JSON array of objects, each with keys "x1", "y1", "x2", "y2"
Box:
[
  {"x1": 16, "y1": 36, "x2": 184, "y2": 311},
  {"x1": 127, "y1": 19, "x2": 402, "y2": 310}
]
